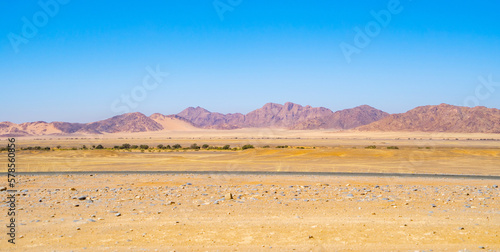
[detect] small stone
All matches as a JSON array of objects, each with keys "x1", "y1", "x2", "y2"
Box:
[
  {"x1": 225, "y1": 193, "x2": 233, "y2": 200},
  {"x1": 78, "y1": 196, "x2": 87, "y2": 200},
  {"x1": 308, "y1": 235, "x2": 313, "y2": 239},
  {"x1": 70, "y1": 188, "x2": 76, "y2": 191},
  {"x1": 479, "y1": 246, "x2": 485, "y2": 249},
  {"x1": 76, "y1": 227, "x2": 81, "y2": 230},
  {"x1": 115, "y1": 213, "x2": 121, "y2": 217},
  {"x1": 431, "y1": 204, "x2": 437, "y2": 208},
  {"x1": 493, "y1": 185, "x2": 498, "y2": 189},
  {"x1": 458, "y1": 227, "x2": 464, "y2": 230},
  {"x1": 0, "y1": 187, "x2": 7, "y2": 191}
]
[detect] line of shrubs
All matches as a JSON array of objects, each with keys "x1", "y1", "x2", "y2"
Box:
[
  {"x1": 110, "y1": 143, "x2": 255, "y2": 151},
  {"x1": 365, "y1": 145, "x2": 400, "y2": 149},
  {"x1": 21, "y1": 146, "x2": 52, "y2": 151},
  {"x1": 0, "y1": 143, "x2": 257, "y2": 151}
]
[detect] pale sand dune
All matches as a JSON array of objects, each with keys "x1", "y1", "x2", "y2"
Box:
[{"x1": 150, "y1": 116, "x2": 199, "y2": 131}]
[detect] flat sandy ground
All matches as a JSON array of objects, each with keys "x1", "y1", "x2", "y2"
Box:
[
  {"x1": 1, "y1": 173, "x2": 499, "y2": 251},
  {"x1": 1, "y1": 130, "x2": 499, "y2": 250},
  {"x1": 7, "y1": 131, "x2": 500, "y2": 176}
]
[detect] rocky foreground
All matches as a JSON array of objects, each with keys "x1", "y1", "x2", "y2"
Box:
[{"x1": 2, "y1": 174, "x2": 499, "y2": 251}]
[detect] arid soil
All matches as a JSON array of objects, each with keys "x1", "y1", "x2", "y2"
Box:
[
  {"x1": 2, "y1": 174, "x2": 499, "y2": 251},
  {"x1": 11, "y1": 146, "x2": 500, "y2": 176},
  {"x1": 1, "y1": 131, "x2": 499, "y2": 250}
]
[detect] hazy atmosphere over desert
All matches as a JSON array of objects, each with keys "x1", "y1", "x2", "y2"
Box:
[{"x1": 1, "y1": 1, "x2": 500, "y2": 251}]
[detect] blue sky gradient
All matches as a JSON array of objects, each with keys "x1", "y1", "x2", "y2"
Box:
[{"x1": 1, "y1": 0, "x2": 499, "y2": 123}]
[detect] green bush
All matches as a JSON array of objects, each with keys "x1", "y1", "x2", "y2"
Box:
[
  {"x1": 157, "y1": 144, "x2": 164, "y2": 149},
  {"x1": 387, "y1": 146, "x2": 399, "y2": 149},
  {"x1": 222, "y1": 145, "x2": 230, "y2": 150},
  {"x1": 172, "y1": 144, "x2": 182, "y2": 149},
  {"x1": 139, "y1": 145, "x2": 149, "y2": 150},
  {"x1": 276, "y1": 145, "x2": 289, "y2": 148},
  {"x1": 365, "y1": 145, "x2": 376, "y2": 149},
  {"x1": 121, "y1": 143, "x2": 131, "y2": 149},
  {"x1": 262, "y1": 145, "x2": 270, "y2": 148},
  {"x1": 202, "y1": 144, "x2": 209, "y2": 149},
  {"x1": 242, "y1": 144, "x2": 254, "y2": 150},
  {"x1": 190, "y1": 143, "x2": 200, "y2": 149},
  {"x1": 95, "y1": 144, "x2": 104, "y2": 149}
]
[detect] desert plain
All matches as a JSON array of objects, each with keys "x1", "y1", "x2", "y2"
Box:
[{"x1": 1, "y1": 129, "x2": 500, "y2": 251}]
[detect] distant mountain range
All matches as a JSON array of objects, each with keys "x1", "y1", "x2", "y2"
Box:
[
  {"x1": 1, "y1": 102, "x2": 499, "y2": 136},
  {"x1": 358, "y1": 103, "x2": 500, "y2": 133}
]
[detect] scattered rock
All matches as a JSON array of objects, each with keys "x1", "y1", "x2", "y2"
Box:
[
  {"x1": 115, "y1": 213, "x2": 121, "y2": 217},
  {"x1": 78, "y1": 196, "x2": 87, "y2": 200},
  {"x1": 225, "y1": 193, "x2": 233, "y2": 200},
  {"x1": 0, "y1": 187, "x2": 7, "y2": 191}
]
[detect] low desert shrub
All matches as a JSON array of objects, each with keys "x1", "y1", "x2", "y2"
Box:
[{"x1": 242, "y1": 144, "x2": 254, "y2": 150}]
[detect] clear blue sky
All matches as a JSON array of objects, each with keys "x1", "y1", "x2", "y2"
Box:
[{"x1": 1, "y1": 0, "x2": 499, "y2": 123}]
